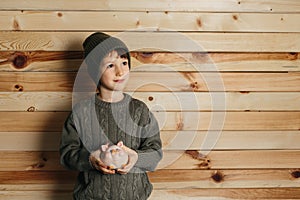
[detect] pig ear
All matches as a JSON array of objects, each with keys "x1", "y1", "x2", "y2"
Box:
[
  {"x1": 101, "y1": 144, "x2": 109, "y2": 151},
  {"x1": 117, "y1": 141, "x2": 124, "y2": 147}
]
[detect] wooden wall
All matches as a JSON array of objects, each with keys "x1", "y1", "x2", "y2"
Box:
[{"x1": 1, "y1": 0, "x2": 300, "y2": 199}]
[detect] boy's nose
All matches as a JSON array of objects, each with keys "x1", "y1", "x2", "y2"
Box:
[{"x1": 115, "y1": 64, "x2": 124, "y2": 76}]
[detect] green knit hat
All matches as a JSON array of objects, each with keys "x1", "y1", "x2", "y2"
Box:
[{"x1": 83, "y1": 32, "x2": 131, "y2": 85}]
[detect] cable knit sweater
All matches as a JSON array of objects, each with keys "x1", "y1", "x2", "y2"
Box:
[{"x1": 60, "y1": 93, "x2": 163, "y2": 200}]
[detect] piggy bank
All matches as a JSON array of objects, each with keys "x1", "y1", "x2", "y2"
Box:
[{"x1": 100, "y1": 141, "x2": 129, "y2": 170}]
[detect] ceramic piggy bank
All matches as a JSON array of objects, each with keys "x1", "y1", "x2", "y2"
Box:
[{"x1": 100, "y1": 141, "x2": 129, "y2": 170}]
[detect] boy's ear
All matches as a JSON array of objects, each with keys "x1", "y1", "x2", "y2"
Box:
[
  {"x1": 101, "y1": 144, "x2": 109, "y2": 152},
  {"x1": 117, "y1": 141, "x2": 124, "y2": 147}
]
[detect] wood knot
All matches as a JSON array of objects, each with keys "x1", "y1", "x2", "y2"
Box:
[
  {"x1": 211, "y1": 171, "x2": 224, "y2": 183},
  {"x1": 14, "y1": 84, "x2": 24, "y2": 91},
  {"x1": 27, "y1": 106, "x2": 36, "y2": 112},
  {"x1": 140, "y1": 52, "x2": 153, "y2": 58},
  {"x1": 185, "y1": 150, "x2": 211, "y2": 169},
  {"x1": 291, "y1": 170, "x2": 300, "y2": 178},
  {"x1": 176, "y1": 121, "x2": 184, "y2": 130},
  {"x1": 196, "y1": 18, "x2": 202, "y2": 27},
  {"x1": 13, "y1": 53, "x2": 28, "y2": 69},
  {"x1": 57, "y1": 12, "x2": 63, "y2": 17},
  {"x1": 13, "y1": 18, "x2": 21, "y2": 31},
  {"x1": 190, "y1": 82, "x2": 199, "y2": 90},
  {"x1": 136, "y1": 20, "x2": 140, "y2": 26},
  {"x1": 233, "y1": 15, "x2": 238, "y2": 20},
  {"x1": 287, "y1": 52, "x2": 298, "y2": 60},
  {"x1": 31, "y1": 162, "x2": 45, "y2": 169},
  {"x1": 148, "y1": 96, "x2": 154, "y2": 101}
]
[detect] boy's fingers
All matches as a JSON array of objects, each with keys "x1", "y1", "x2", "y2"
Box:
[{"x1": 101, "y1": 167, "x2": 115, "y2": 174}]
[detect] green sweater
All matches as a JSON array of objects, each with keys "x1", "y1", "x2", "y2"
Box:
[{"x1": 60, "y1": 93, "x2": 163, "y2": 200}]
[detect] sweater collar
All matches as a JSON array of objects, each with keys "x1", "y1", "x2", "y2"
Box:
[{"x1": 93, "y1": 93, "x2": 131, "y2": 108}]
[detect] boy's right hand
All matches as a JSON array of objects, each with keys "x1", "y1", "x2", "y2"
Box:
[{"x1": 89, "y1": 149, "x2": 115, "y2": 174}]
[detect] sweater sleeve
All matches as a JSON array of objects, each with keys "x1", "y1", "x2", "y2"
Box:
[
  {"x1": 59, "y1": 113, "x2": 94, "y2": 171},
  {"x1": 135, "y1": 109, "x2": 163, "y2": 172}
]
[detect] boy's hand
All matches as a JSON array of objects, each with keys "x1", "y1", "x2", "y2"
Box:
[
  {"x1": 117, "y1": 144, "x2": 138, "y2": 174},
  {"x1": 89, "y1": 149, "x2": 115, "y2": 174}
]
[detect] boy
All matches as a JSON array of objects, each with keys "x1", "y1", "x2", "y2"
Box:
[{"x1": 60, "y1": 32, "x2": 163, "y2": 200}]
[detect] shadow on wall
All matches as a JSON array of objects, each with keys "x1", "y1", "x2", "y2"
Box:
[{"x1": 38, "y1": 41, "x2": 85, "y2": 200}]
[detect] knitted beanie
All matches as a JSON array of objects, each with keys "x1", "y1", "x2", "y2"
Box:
[{"x1": 83, "y1": 32, "x2": 131, "y2": 85}]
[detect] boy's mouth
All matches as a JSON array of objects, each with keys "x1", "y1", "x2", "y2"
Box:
[{"x1": 113, "y1": 79, "x2": 125, "y2": 83}]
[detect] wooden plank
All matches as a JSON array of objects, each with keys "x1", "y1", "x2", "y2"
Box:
[
  {"x1": 1, "y1": 169, "x2": 300, "y2": 188},
  {"x1": 159, "y1": 150, "x2": 300, "y2": 169},
  {"x1": 131, "y1": 52, "x2": 300, "y2": 72},
  {"x1": 0, "y1": 188, "x2": 299, "y2": 200},
  {"x1": 132, "y1": 92, "x2": 300, "y2": 111},
  {"x1": 0, "y1": 132, "x2": 61, "y2": 151},
  {"x1": 0, "y1": 191, "x2": 72, "y2": 200},
  {"x1": 0, "y1": 72, "x2": 299, "y2": 92},
  {"x1": 1, "y1": 92, "x2": 300, "y2": 112},
  {"x1": 150, "y1": 169, "x2": 300, "y2": 189},
  {"x1": 150, "y1": 188, "x2": 300, "y2": 199},
  {"x1": 0, "y1": 112, "x2": 299, "y2": 132},
  {"x1": 2, "y1": 11, "x2": 300, "y2": 32},
  {"x1": 0, "y1": 92, "x2": 72, "y2": 111},
  {"x1": 1, "y1": 0, "x2": 300, "y2": 12},
  {"x1": 0, "y1": 51, "x2": 82, "y2": 72},
  {"x1": 1, "y1": 51, "x2": 299, "y2": 72},
  {"x1": 1, "y1": 32, "x2": 300, "y2": 52},
  {"x1": 0, "y1": 150, "x2": 299, "y2": 171},
  {"x1": 1, "y1": 131, "x2": 299, "y2": 151},
  {"x1": 0, "y1": 112, "x2": 69, "y2": 132},
  {"x1": 0, "y1": 72, "x2": 77, "y2": 92}
]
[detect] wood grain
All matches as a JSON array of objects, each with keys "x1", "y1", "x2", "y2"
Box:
[
  {"x1": 150, "y1": 188, "x2": 300, "y2": 199},
  {"x1": 0, "y1": 72, "x2": 299, "y2": 92},
  {"x1": 1, "y1": 51, "x2": 299, "y2": 72},
  {"x1": 1, "y1": 32, "x2": 300, "y2": 52},
  {"x1": 0, "y1": 150, "x2": 299, "y2": 171},
  {"x1": 1, "y1": 0, "x2": 300, "y2": 12},
  {"x1": 1, "y1": 188, "x2": 299, "y2": 200},
  {"x1": 1, "y1": 169, "x2": 300, "y2": 188},
  {"x1": 1, "y1": 92, "x2": 300, "y2": 111},
  {"x1": 2, "y1": 11, "x2": 300, "y2": 32},
  {"x1": 0, "y1": 51, "x2": 82, "y2": 71},
  {"x1": 0, "y1": 131, "x2": 299, "y2": 151},
  {"x1": 0, "y1": 112, "x2": 299, "y2": 132}
]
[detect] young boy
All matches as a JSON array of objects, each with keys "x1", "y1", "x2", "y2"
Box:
[{"x1": 60, "y1": 32, "x2": 163, "y2": 200}]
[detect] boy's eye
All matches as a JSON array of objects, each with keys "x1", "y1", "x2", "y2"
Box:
[
  {"x1": 107, "y1": 64, "x2": 114, "y2": 68},
  {"x1": 122, "y1": 61, "x2": 128, "y2": 66}
]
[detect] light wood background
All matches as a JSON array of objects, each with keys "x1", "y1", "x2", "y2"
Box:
[{"x1": 0, "y1": 0, "x2": 300, "y2": 199}]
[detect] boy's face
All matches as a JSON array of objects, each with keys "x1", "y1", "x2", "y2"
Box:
[{"x1": 99, "y1": 50, "x2": 130, "y2": 91}]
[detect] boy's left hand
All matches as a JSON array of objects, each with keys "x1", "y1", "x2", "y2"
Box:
[{"x1": 117, "y1": 144, "x2": 138, "y2": 174}]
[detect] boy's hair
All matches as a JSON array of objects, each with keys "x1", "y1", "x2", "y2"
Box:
[{"x1": 83, "y1": 32, "x2": 131, "y2": 85}]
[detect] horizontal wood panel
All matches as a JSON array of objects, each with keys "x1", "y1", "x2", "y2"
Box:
[
  {"x1": 0, "y1": 112, "x2": 299, "y2": 132},
  {"x1": 160, "y1": 150, "x2": 300, "y2": 169},
  {"x1": 0, "y1": 51, "x2": 82, "y2": 72},
  {"x1": 1, "y1": 169, "x2": 300, "y2": 188},
  {"x1": 0, "y1": 150, "x2": 299, "y2": 171},
  {"x1": 1, "y1": 92, "x2": 300, "y2": 112},
  {"x1": 1, "y1": 72, "x2": 299, "y2": 92},
  {"x1": 1, "y1": 0, "x2": 300, "y2": 12},
  {"x1": 2, "y1": 11, "x2": 300, "y2": 32},
  {"x1": 1, "y1": 188, "x2": 299, "y2": 200},
  {"x1": 1, "y1": 51, "x2": 300, "y2": 72},
  {"x1": 1, "y1": 131, "x2": 299, "y2": 151},
  {"x1": 149, "y1": 188, "x2": 300, "y2": 199},
  {"x1": 1, "y1": 188, "x2": 300, "y2": 200},
  {"x1": 131, "y1": 52, "x2": 300, "y2": 72},
  {"x1": 1, "y1": 32, "x2": 300, "y2": 52}
]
